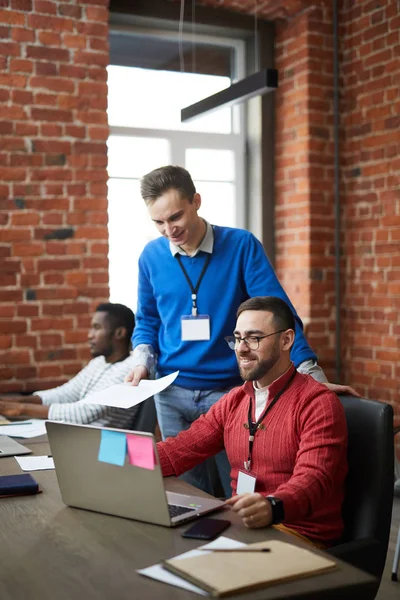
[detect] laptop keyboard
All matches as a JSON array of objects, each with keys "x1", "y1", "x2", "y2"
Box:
[{"x1": 168, "y1": 504, "x2": 196, "y2": 519}]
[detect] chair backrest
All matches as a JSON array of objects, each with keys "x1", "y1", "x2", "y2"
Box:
[
  {"x1": 130, "y1": 396, "x2": 157, "y2": 433},
  {"x1": 339, "y1": 394, "x2": 394, "y2": 575}
]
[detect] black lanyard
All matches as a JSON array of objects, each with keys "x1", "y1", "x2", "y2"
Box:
[
  {"x1": 175, "y1": 231, "x2": 213, "y2": 316},
  {"x1": 244, "y1": 370, "x2": 296, "y2": 471}
]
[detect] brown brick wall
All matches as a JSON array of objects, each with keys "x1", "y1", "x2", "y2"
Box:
[{"x1": 0, "y1": 0, "x2": 110, "y2": 393}]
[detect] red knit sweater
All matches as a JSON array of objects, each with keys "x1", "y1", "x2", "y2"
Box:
[{"x1": 157, "y1": 365, "x2": 348, "y2": 545}]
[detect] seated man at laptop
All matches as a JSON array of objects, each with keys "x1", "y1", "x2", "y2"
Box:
[
  {"x1": 157, "y1": 296, "x2": 348, "y2": 548},
  {"x1": 0, "y1": 303, "x2": 141, "y2": 429}
]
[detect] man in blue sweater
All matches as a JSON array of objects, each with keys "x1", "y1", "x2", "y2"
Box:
[{"x1": 127, "y1": 165, "x2": 357, "y2": 496}]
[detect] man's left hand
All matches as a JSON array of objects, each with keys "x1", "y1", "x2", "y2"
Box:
[
  {"x1": 323, "y1": 382, "x2": 361, "y2": 397},
  {"x1": 0, "y1": 401, "x2": 24, "y2": 417},
  {"x1": 0, "y1": 401, "x2": 49, "y2": 419},
  {"x1": 224, "y1": 493, "x2": 273, "y2": 528}
]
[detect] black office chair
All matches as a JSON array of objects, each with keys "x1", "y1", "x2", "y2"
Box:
[
  {"x1": 130, "y1": 396, "x2": 157, "y2": 433},
  {"x1": 391, "y1": 424, "x2": 400, "y2": 581},
  {"x1": 327, "y1": 395, "x2": 394, "y2": 598}
]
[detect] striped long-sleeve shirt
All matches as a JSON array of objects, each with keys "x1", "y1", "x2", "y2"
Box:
[{"x1": 34, "y1": 354, "x2": 140, "y2": 429}]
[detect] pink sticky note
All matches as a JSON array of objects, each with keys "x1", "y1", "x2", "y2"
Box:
[{"x1": 126, "y1": 435, "x2": 155, "y2": 470}]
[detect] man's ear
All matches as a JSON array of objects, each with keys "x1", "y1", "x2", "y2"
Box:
[
  {"x1": 281, "y1": 329, "x2": 295, "y2": 352},
  {"x1": 114, "y1": 326, "x2": 127, "y2": 341},
  {"x1": 193, "y1": 193, "x2": 201, "y2": 210}
]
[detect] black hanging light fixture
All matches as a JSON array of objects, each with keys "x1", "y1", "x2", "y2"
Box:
[
  {"x1": 181, "y1": 68, "x2": 278, "y2": 122},
  {"x1": 180, "y1": 0, "x2": 278, "y2": 122}
]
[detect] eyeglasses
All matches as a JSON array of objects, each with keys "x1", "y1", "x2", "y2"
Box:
[{"x1": 224, "y1": 330, "x2": 286, "y2": 351}]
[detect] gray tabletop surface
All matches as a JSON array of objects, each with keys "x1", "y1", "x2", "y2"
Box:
[{"x1": 0, "y1": 436, "x2": 376, "y2": 600}]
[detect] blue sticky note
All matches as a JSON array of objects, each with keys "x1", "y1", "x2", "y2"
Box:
[{"x1": 98, "y1": 430, "x2": 126, "y2": 466}]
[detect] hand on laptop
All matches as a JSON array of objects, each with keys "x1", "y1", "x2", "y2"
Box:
[
  {"x1": 224, "y1": 493, "x2": 273, "y2": 529},
  {"x1": 124, "y1": 365, "x2": 149, "y2": 386}
]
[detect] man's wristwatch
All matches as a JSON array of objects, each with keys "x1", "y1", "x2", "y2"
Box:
[{"x1": 266, "y1": 496, "x2": 285, "y2": 524}]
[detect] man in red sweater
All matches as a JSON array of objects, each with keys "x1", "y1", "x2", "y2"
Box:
[{"x1": 157, "y1": 296, "x2": 348, "y2": 547}]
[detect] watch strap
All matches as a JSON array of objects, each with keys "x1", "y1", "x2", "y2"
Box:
[{"x1": 266, "y1": 496, "x2": 284, "y2": 524}]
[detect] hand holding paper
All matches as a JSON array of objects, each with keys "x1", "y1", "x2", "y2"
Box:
[{"x1": 82, "y1": 371, "x2": 179, "y2": 409}]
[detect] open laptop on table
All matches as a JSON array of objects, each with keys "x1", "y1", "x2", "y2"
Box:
[
  {"x1": 46, "y1": 421, "x2": 224, "y2": 527},
  {"x1": 0, "y1": 436, "x2": 32, "y2": 458}
]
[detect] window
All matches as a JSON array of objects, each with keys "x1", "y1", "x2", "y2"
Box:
[{"x1": 107, "y1": 28, "x2": 246, "y2": 310}]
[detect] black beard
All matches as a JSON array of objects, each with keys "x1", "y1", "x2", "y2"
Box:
[{"x1": 238, "y1": 348, "x2": 280, "y2": 383}]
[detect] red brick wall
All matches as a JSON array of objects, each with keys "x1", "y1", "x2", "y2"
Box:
[
  {"x1": 202, "y1": 0, "x2": 400, "y2": 430},
  {"x1": 0, "y1": 0, "x2": 110, "y2": 393},
  {"x1": 273, "y1": 0, "x2": 400, "y2": 431},
  {"x1": 275, "y1": 3, "x2": 338, "y2": 380},
  {"x1": 340, "y1": 0, "x2": 399, "y2": 411}
]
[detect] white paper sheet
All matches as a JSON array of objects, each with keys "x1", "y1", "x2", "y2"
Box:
[
  {"x1": 81, "y1": 371, "x2": 179, "y2": 409},
  {"x1": 15, "y1": 455, "x2": 55, "y2": 471},
  {"x1": 137, "y1": 536, "x2": 246, "y2": 595},
  {"x1": 0, "y1": 419, "x2": 47, "y2": 438}
]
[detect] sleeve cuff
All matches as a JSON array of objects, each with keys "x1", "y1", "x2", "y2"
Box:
[
  {"x1": 297, "y1": 360, "x2": 328, "y2": 383},
  {"x1": 132, "y1": 344, "x2": 157, "y2": 378}
]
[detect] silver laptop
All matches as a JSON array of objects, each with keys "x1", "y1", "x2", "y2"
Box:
[
  {"x1": 46, "y1": 421, "x2": 224, "y2": 527},
  {"x1": 0, "y1": 436, "x2": 32, "y2": 458}
]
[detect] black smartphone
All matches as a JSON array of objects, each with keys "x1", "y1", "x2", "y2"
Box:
[{"x1": 181, "y1": 518, "x2": 231, "y2": 540}]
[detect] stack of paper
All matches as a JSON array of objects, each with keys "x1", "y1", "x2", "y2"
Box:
[
  {"x1": 15, "y1": 455, "x2": 55, "y2": 471},
  {"x1": 82, "y1": 371, "x2": 179, "y2": 409},
  {"x1": 0, "y1": 420, "x2": 47, "y2": 438},
  {"x1": 138, "y1": 537, "x2": 246, "y2": 595}
]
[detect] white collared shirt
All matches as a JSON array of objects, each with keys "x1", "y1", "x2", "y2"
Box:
[
  {"x1": 169, "y1": 220, "x2": 214, "y2": 257},
  {"x1": 253, "y1": 384, "x2": 270, "y2": 421}
]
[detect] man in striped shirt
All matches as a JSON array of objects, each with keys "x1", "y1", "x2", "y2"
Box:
[{"x1": 0, "y1": 303, "x2": 140, "y2": 429}]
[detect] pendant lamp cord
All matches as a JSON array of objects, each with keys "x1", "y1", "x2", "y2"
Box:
[
  {"x1": 192, "y1": 0, "x2": 196, "y2": 74},
  {"x1": 179, "y1": 0, "x2": 185, "y2": 73},
  {"x1": 254, "y1": 0, "x2": 259, "y2": 72}
]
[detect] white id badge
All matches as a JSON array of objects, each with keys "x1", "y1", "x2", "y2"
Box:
[
  {"x1": 181, "y1": 315, "x2": 211, "y2": 341},
  {"x1": 237, "y1": 470, "x2": 257, "y2": 494}
]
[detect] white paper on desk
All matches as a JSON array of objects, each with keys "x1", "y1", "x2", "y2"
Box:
[
  {"x1": 81, "y1": 371, "x2": 179, "y2": 409},
  {"x1": 137, "y1": 536, "x2": 246, "y2": 595},
  {"x1": 15, "y1": 455, "x2": 55, "y2": 471},
  {"x1": 0, "y1": 419, "x2": 47, "y2": 438}
]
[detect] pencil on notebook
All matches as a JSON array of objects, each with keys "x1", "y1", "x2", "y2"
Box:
[{"x1": 202, "y1": 548, "x2": 271, "y2": 553}]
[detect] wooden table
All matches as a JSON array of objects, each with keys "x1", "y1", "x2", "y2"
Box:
[{"x1": 0, "y1": 437, "x2": 376, "y2": 600}]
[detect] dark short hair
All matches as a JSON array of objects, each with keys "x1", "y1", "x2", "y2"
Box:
[
  {"x1": 95, "y1": 303, "x2": 135, "y2": 340},
  {"x1": 237, "y1": 296, "x2": 295, "y2": 332},
  {"x1": 140, "y1": 165, "x2": 196, "y2": 204}
]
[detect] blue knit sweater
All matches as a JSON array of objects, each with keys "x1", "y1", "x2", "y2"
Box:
[{"x1": 133, "y1": 225, "x2": 317, "y2": 390}]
